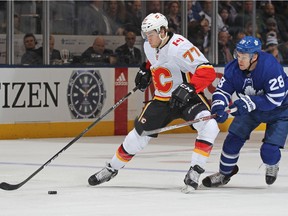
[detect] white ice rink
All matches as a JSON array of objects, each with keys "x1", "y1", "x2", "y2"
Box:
[{"x1": 0, "y1": 132, "x2": 287, "y2": 216}]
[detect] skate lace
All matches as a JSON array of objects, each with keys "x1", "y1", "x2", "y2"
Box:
[
  {"x1": 266, "y1": 164, "x2": 279, "y2": 177},
  {"x1": 189, "y1": 169, "x2": 201, "y2": 183},
  {"x1": 188, "y1": 166, "x2": 205, "y2": 183},
  {"x1": 96, "y1": 166, "x2": 115, "y2": 181}
]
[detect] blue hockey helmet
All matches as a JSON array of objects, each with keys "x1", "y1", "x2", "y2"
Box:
[{"x1": 236, "y1": 36, "x2": 262, "y2": 54}]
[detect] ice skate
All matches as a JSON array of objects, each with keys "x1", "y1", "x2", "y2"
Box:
[
  {"x1": 88, "y1": 163, "x2": 118, "y2": 186},
  {"x1": 265, "y1": 163, "x2": 279, "y2": 185},
  {"x1": 181, "y1": 165, "x2": 205, "y2": 193},
  {"x1": 202, "y1": 165, "x2": 239, "y2": 187}
]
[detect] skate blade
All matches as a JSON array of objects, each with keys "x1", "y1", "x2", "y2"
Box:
[
  {"x1": 198, "y1": 184, "x2": 209, "y2": 190},
  {"x1": 181, "y1": 185, "x2": 195, "y2": 194}
]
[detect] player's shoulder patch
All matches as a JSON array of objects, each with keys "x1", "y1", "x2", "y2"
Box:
[
  {"x1": 168, "y1": 34, "x2": 190, "y2": 56},
  {"x1": 170, "y1": 34, "x2": 186, "y2": 47}
]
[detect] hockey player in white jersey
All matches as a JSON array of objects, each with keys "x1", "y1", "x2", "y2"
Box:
[
  {"x1": 202, "y1": 36, "x2": 288, "y2": 187},
  {"x1": 88, "y1": 13, "x2": 219, "y2": 192}
]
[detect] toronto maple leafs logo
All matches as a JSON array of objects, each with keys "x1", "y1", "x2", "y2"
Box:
[
  {"x1": 239, "y1": 77, "x2": 264, "y2": 98},
  {"x1": 242, "y1": 77, "x2": 256, "y2": 95},
  {"x1": 242, "y1": 78, "x2": 256, "y2": 95},
  {"x1": 244, "y1": 86, "x2": 256, "y2": 95},
  {"x1": 254, "y1": 40, "x2": 259, "y2": 46}
]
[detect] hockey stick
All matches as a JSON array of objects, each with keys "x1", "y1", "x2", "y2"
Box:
[
  {"x1": 141, "y1": 107, "x2": 237, "y2": 136},
  {"x1": 0, "y1": 86, "x2": 139, "y2": 191}
]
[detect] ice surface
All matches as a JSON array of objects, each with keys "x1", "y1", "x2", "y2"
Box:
[{"x1": 0, "y1": 132, "x2": 287, "y2": 216}]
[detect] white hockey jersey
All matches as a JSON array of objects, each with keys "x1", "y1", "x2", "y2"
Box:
[{"x1": 144, "y1": 33, "x2": 216, "y2": 101}]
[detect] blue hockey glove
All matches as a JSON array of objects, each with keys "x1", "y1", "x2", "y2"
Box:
[
  {"x1": 135, "y1": 62, "x2": 152, "y2": 92},
  {"x1": 229, "y1": 95, "x2": 256, "y2": 116},
  {"x1": 170, "y1": 82, "x2": 199, "y2": 109},
  {"x1": 211, "y1": 100, "x2": 228, "y2": 123}
]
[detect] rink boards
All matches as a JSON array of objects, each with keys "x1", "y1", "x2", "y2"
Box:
[{"x1": 0, "y1": 66, "x2": 282, "y2": 139}]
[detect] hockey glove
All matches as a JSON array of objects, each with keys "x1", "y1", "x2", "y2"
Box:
[
  {"x1": 135, "y1": 62, "x2": 152, "y2": 92},
  {"x1": 170, "y1": 82, "x2": 199, "y2": 109},
  {"x1": 229, "y1": 95, "x2": 256, "y2": 116},
  {"x1": 211, "y1": 100, "x2": 228, "y2": 123}
]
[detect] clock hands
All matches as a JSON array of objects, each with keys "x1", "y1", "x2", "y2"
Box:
[
  {"x1": 75, "y1": 84, "x2": 87, "y2": 96},
  {"x1": 86, "y1": 84, "x2": 97, "y2": 95},
  {"x1": 79, "y1": 88, "x2": 86, "y2": 96},
  {"x1": 77, "y1": 84, "x2": 97, "y2": 97}
]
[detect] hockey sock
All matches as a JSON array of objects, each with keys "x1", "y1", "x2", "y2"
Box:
[
  {"x1": 110, "y1": 144, "x2": 135, "y2": 170},
  {"x1": 220, "y1": 132, "x2": 245, "y2": 175},
  {"x1": 191, "y1": 139, "x2": 213, "y2": 168},
  {"x1": 260, "y1": 142, "x2": 281, "y2": 165}
]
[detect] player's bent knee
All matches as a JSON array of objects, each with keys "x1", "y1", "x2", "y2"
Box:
[
  {"x1": 123, "y1": 128, "x2": 151, "y2": 155},
  {"x1": 223, "y1": 132, "x2": 245, "y2": 154},
  {"x1": 134, "y1": 117, "x2": 158, "y2": 138},
  {"x1": 260, "y1": 143, "x2": 281, "y2": 165},
  {"x1": 193, "y1": 110, "x2": 220, "y2": 143}
]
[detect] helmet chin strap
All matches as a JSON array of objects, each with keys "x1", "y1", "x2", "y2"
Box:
[
  {"x1": 157, "y1": 32, "x2": 168, "y2": 49},
  {"x1": 243, "y1": 54, "x2": 258, "y2": 75}
]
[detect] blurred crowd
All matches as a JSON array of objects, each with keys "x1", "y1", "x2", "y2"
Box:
[
  {"x1": 1, "y1": 0, "x2": 288, "y2": 66},
  {"x1": 188, "y1": 0, "x2": 288, "y2": 65}
]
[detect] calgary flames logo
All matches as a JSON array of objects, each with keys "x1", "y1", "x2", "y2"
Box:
[{"x1": 152, "y1": 67, "x2": 173, "y2": 93}]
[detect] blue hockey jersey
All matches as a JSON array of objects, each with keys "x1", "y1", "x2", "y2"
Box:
[{"x1": 213, "y1": 51, "x2": 288, "y2": 111}]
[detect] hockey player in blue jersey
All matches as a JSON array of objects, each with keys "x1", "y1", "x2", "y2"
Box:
[{"x1": 202, "y1": 36, "x2": 288, "y2": 187}]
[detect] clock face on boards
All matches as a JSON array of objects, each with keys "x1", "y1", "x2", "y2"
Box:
[{"x1": 67, "y1": 70, "x2": 105, "y2": 119}]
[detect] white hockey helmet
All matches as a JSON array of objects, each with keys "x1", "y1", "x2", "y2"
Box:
[{"x1": 141, "y1": 13, "x2": 168, "y2": 38}]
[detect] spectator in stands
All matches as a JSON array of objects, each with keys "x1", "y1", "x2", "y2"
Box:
[
  {"x1": 218, "y1": 29, "x2": 234, "y2": 64},
  {"x1": 78, "y1": 0, "x2": 113, "y2": 35},
  {"x1": 48, "y1": 35, "x2": 61, "y2": 63},
  {"x1": 188, "y1": 17, "x2": 211, "y2": 61},
  {"x1": 261, "y1": 17, "x2": 286, "y2": 44},
  {"x1": 37, "y1": 35, "x2": 62, "y2": 64},
  {"x1": 115, "y1": 31, "x2": 142, "y2": 66},
  {"x1": 81, "y1": 36, "x2": 116, "y2": 65},
  {"x1": 21, "y1": 33, "x2": 42, "y2": 65},
  {"x1": 232, "y1": 1, "x2": 262, "y2": 36},
  {"x1": 104, "y1": 0, "x2": 126, "y2": 35},
  {"x1": 124, "y1": 0, "x2": 142, "y2": 35},
  {"x1": 234, "y1": 30, "x2": 246, "y2": 42},
  {"x1": 14, "y1": 14, "x2": 23, "y2": 34},
  {"x1": 231, "y1": 30, "x2": 246, "y2": 50},
  {"x1": 278, "y1": 42, "x2": 288, "y2": 65},
  {"x1": 147, "y1": 0, "x2": 162, "y2": 14},
  {"x1": 199, "y1": 0, "x2": 225, "y2": 32},
  {"x1": 265, "y1": 35, "x2": 285, "y2": 64},
  {"x1": 166, "y1": 1, "x2": 181, "y2": 34},
  {"x1": 187, "y1": 0, "x2": 202, "y2": 22},
  {"x1": 233, "y1": 1, "x2": 252, "y2": 27},
  {"x1": 15, "y1": 1, "x2": 37, "y2": 33},
  {"x1": 259, "y1": 2, "x2": 288, "y2": 42},
  {"x1": 219, "y1": 7, "x2": 233, "y2": 30},
  {"x1": 50, "y1": 1, "x2": 76, "y2": 35},
  {"x1": 219, "y1": 1, "x2": 238, "y2": 23},
  {"x1": 244, "y1": 21, "x2": 262, "y2": 42}
]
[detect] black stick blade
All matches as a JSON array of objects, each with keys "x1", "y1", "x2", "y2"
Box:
[{"x1": 0, "y1": 182, "x2": 20, "y2": 191}]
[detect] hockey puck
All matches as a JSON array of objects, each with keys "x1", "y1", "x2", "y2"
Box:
[{"x1": 48, "y1": 191, "x2": 57, "y2": 195}]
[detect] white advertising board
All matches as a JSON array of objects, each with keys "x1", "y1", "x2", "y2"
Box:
[{"x1": 0, "y1": 67, "x2": 140, "y2": 124}]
